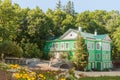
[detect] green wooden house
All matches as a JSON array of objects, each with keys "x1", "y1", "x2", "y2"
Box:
[{"x1": 44, "y1": 27, "x2": 112, "y2": 71}]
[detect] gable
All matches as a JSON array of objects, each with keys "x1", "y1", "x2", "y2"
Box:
[
  {"x1": 62, "y1": 31, "x2": 77, "y2": 40},
  {"x1": 104, "y1": 35, "x2": 112, "y2": 41},
  {"x1": 59, "y1": 29, "x2": 78, "y2": 40}
]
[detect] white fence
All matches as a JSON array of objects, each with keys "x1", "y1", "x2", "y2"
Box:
[{"x1": 5, "y1": 57, "x2": 40, "y2": 65}]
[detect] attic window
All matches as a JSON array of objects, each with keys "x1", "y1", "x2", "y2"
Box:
[{"x1": 70, "y1": 34, "x2": 72, "y2": 36}]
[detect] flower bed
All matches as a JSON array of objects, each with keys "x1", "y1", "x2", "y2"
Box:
[{"x1": 0, "y1": 63, "x2": 79, "y2": 80}]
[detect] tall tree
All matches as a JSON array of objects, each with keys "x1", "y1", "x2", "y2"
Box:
[
  {"x1": 64, "y1": 1, "x2": 75, "y2": 16},
  {"x1": 56, "y1": 0, "x2": 62, "y2": 10},
  {"x1": 27, "y1": 7, "x2": 50, "y2": 50},
  {"x1": 0, "y1": 0, "x2": 22, "y2": 41},
  {"x1": 76, "y1": 10, "x2": 109, "y2": 34},
  {"x1": 73, "y1": 32, "x2": 88, "y2": 71},
  {"x1": 105, "y1": 11, "x2": 120, "y2": 34},
  {"x1": 112, "y1": 27, "x2": 120, "y2": 60},
  {"x1": 46, "y1": 9, "x2": 66, "y2": 37}
]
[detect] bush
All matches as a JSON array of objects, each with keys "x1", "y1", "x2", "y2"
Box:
[
  {"x1": 0, "y1": 41, "x2": 23, "y2": 58},
  {"x1": 23, "y1": 43, "x2": 43, "y2": 58}
]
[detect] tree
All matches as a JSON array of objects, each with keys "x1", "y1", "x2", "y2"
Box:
[
  {"x1": 63, "y1": 1, "x2": 75, "y2": 16},
  {"x1": 0, "y1": 41, "x2": 23, "y2": 58},
  {"x1": 56, "y1": 0, "x2": 62, "y2": 10},
  {"x1": 46, "y1": 9, "x2": 66, "y2": 37},
  {"x1": 73, "y1": 32, "x2": 88, "y2": 71},
  {"x1": 76, "y1": 10, "x2": 109, "y2": 34},
  {"x1": 105, "y1": 11, "x2": 120, "y2": 34},
  {"x1": 112, "y1": 27, "x2": 120, "y2": 60},
  {"x1": 23, "y1": 42, "x2": 42, "y2": 58},
  {"x1": 0, "y1": 0, "x2": 23, "y2": 41}
]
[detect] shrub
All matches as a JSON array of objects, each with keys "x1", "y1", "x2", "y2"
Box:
[{"x1": 0, "y1": 41, "x2": 23, "y2": 58}]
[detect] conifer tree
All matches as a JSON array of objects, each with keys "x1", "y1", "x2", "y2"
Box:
[
  {"x1": 73, "y1": 32, "x2": 88, "y2": 71},
  {"x1": 56, "y1": 0, "x2": 62, "y2": 10}
]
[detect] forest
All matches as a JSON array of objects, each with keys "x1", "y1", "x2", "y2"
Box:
[{"x1": 0, "y1": 0, "x2": 120, "y2": 60}]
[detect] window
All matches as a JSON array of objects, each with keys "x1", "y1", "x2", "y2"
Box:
[
  {"x1": 55, "y1": 43, "x2": 58, "y2": 49},
  {"x1": 65, "y1": 43, "x2": 69, "y2": 49},
  {"x1": 91, "y1": 42, "x2": 94, "y2": 50},
  {"x1": 87, "y1": 42, "x2": 94, "y2": 50},
  {"x1": 92, "y1": 63, "x2": 94, "y2": 68},
  {"x1": 87, "y1": 42, "x2": 90, "y2": 49},
  {"x1": 96, "y1": 42, "x2": 100, "y2": 50},
  {"x1": 102, "y1": 43, "x2": 110, "y2": 51},
  {"x1": 96, "y1": 54, "x2": 100, "y2": 59},
  {"x1": 61, "y1": 42, "x2": 64, "y2": 50},
  {"x1": 107, "y1": 44, "x2": 110, "y2": 51}
]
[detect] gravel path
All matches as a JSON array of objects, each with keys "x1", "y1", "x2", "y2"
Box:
[
  {"x1": 75, "y1": 71, "x2": 120, "y2": 77},
  {"x1": 27, "y1": 60, "x2": 120, "y2": 77}
]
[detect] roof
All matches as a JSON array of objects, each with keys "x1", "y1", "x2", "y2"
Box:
[
  {"x1": 94, "y1": 34, "x2": 107, "y2": 40},
  {"x1": 50, "y1": 28, "x2": 111, "y2": 42}
]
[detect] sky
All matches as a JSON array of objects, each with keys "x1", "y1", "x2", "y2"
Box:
[{"x1": 12, "y1": 0, "x2": 120, "y2": 13}]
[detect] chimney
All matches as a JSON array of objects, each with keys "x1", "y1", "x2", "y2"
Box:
[
  {"x1": 78, "y1": 27, "x2": 82, "y2": 31},
  {"x1": 94, "y1": 29, "x2": 97, "y2": 36}
]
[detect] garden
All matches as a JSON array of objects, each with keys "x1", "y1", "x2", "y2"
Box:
[{"x1": 0, "y1": 62, "x2": 120, "y2": 80}]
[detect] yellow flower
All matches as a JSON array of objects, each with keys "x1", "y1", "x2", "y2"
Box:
[
  {"x1": 10, "y1": 64, "x2": 20, "y2": 69},
  {"x1": 31, "y1": 72, "x2": 35, "y2": 75},
  {"x1": 60, "y1": 78, "x2": 66, "y2": 80},
  {"x1": 39, "y1": 74, "x2": 44, "y2": 77},
  {"x1": 22, "y1": 73, "x2": 28, "y2": 78},
  {"x1": 14, "y1": 73, "x2": 21, "y2": 79},
  {"x1": 43, "y1": 77, "x2": 46, "y2": 80},
  {"x1": 31, "y1": 77, "x2": 35, "y2": 80}
]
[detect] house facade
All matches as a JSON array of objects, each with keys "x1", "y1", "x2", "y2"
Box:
[{"x1": 44, "y1": 27, "x2": 112, "y2": 71}]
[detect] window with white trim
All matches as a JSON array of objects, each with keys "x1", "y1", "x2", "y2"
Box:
[
  {"x1": 96, "y1": 42, "x2": 100, "y2": 50},
  {"x1": 87, "y1": 42, "x2": 90, "y2": 50},
  {"x1": 65, "y1": 42, "x2": 69, "y2": 49},
  {"x1": 87, "y1": 42, "x2": 94, "y2": 50},
  {"x1": 55, "y1": 43, "x2": 58, "y2": 50},
  {"x1": 102, "y1": 43, "x2": 110, "y2": 51},
  {"x1": 61, "y1": 42, "x2": 64, "y2": 50},
  {"x1": 91, "y1": 42, "x2": 94, "y2": 50}
]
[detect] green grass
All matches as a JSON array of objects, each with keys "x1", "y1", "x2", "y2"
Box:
[{"x1": 79, "y1": 76, "x2": 120, "y2": 80}]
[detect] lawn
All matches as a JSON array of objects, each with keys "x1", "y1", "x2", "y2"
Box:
[{"x1": 79, "y1": 76, "x2": 120, "y2": 80}]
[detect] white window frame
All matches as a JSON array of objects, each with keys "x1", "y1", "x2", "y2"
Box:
[
  {"x1": 96, "y1": 42, "x2": 100, "y2": 50},
  {"x1": 55, "y1": 43, "x2": 58, "y2": 50},
  {"x1": 65, "y1": 42, "x2": 69, "y2": 50},
  {"x1": 87, "y1": 42, "x2": 94, "y2": 50},
  {"x1": 91, "y1": 42, "x2": 94, "y2": 50},
  {"x1": 87, "y1": 42, "x2": 91, "y2": 50},
  {"x1": 52, "y1": 43, "x2": 55, "y2": 50},
  {"x1": 61, "y1": 42, "x2": 64, "y2": 50}
]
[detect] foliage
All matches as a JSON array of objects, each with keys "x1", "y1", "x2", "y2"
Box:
[
  {"x1": 63, "y1": 1, "x2": 75, "y2": 16},
  {"x1": 0, "y1": 41, "x2": 23, "y2": 58},
  {"x1": 73, "y1": 32, "x2": 88, "y2": 71},
  {"x1": 60, "y1": 52, "x2": 70, "y2": 60},
  {"x1": 56, "y1": 0, "x2": 62, "y2": 10},
  {"x1": 112, "y1": 27, "x2": 120, "y2": 60},
  {"x1": 0, "y1": 62, "x2": 10, "y2": 70},
  {"x1": 0, "y1": 0, "x2": 23, "y2": 41},
  {"x1": 22, "y1": 42, "x2": 42, "y2": 58}
]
